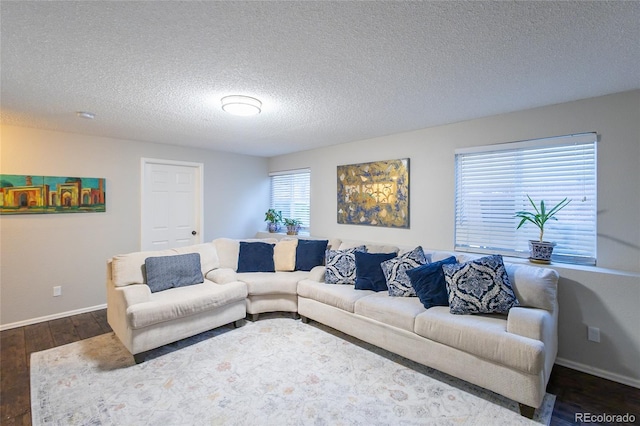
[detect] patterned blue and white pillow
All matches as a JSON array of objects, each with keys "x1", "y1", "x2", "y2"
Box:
[
  {"x1": 325, "y1": 246, "x2": 367, "y2": 284},
  {"x1": 442, "y1": 255, "x2": 519, "y2": 315},
  {"x1": 381, "y1": 246, "x2": 429, "y2": 297}
]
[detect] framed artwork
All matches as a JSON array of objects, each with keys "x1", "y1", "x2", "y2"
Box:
[
  {"x1": 0, "y1": 175, "x2": 106, "y2": 214},
  {"x1": 337, "y1": 158, "x2": 409, "y2": 228}
]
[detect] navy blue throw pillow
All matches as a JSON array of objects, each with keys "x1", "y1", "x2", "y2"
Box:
[
  {"x1": 295, "y1": 239, "x2": 329, "y2": 271},
  {"x1": 406, "y1": 256, "x2": 457, "y2": 309},
  {"x1": 145, "y1": 253, "x2": 204, "y2": 293},
  {"x1": 354, "y1": 251, "x2": 397, "y2": 292},
  {"x1": 237, "y1": 241, "x2": 275, "y2": 273}
]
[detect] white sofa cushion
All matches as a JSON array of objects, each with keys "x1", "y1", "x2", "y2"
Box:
[
  {"x1": 111, "y1": 249, "x2": 176, "y2": 287},
  {"x1": 297, "y1": 280, "x2": 374, "y2": 313},
  {"x1": 354, "y1": 292, "x2": 425, "y2": 332},
  {"x1": 111, "y1": 244, "x2": 221, "y2": 287},
  {"x1": 414, "y1": 306, "x2": 544, "y2": 374},
  {"x1": 339, "y1": 240, "x2": 399, "y2": 254},
  {"x1": 213, "y1": 237, "x2": 278, "y2": 271},
  {"x1": 126, "y1": 280, "x2": 247, "y2": 329},
  {"x1": 173, "y1": 243, "x2": 220, "y2": 274},
  {"x1": 237, "y1": 271, "x2": 310, "y2": 296}
]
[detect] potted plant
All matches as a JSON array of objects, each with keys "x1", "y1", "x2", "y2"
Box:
[
  {"x1": 515, "y1": 195, "x2": 570, "y2": 264},
  {"x1": 283, "y1": 218, "x2": 302, "y2": 235},
  {"x1": 264, "y1": 209, "x2": 282, "y2": 233}
]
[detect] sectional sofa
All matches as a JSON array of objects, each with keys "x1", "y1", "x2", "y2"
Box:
[{"x1": 106, "y1": 235, "x2": 559, "y2": 418}]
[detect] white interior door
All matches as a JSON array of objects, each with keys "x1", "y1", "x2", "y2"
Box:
[{"x1": 141, "y1": 158, "x2": 203, "y2": 251}]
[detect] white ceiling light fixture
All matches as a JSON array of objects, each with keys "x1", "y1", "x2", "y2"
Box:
[
  {"x1": 76, "y1": 111, "x2": 95, "y2": 119},
  {"x1": 221, "y1": 95, "x2": 262, "y2": 116}
]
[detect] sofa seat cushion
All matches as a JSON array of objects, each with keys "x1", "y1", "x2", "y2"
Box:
[
  {"x1": 237, "y1": 271, "x2": 310, "y2": 296},
  {"x1": 297, "y1": 280, "x2": 374, "y2": 313},
  {"x1": 414, "y1": 307, "x2": 544, "y2": 374},
  {"x1": 127, "y1": 280, "x2": 247, "y2": 329},
  {"x1": 354, "y1": 293, "x2": 425, "y2": 332}
]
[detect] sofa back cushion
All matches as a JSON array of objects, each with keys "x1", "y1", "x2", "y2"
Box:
[
  {"x1": 111, "y1": 243, "x2": 221, "y2": 287},
  {"x1": 145, "y1": 253, "x2": 204, "y2": 293},
  {"x1": 111, "y1": 249, "x2": 176, "y2": 287},
  {"x1": 213, "y1": 237, "x2": 278, "y2": 271},
  {"x1": 339, "y1": 240, "x2": 399, "y2": 254},
  {"x1": 173, "y1": 243, "x2": 219, "y2": 274}
]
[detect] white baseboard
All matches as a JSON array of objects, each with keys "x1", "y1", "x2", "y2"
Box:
[
  {"x1": 0, "y1": 304, "x2": 107, "y2": 331},
  {"x1": 555, "y1": 357, "x2": 640, "y2": 389}
]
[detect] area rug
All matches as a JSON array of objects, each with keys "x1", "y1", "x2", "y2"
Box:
[{"x1": 31, "y1": 315, "x2": 555, "y2": 425}]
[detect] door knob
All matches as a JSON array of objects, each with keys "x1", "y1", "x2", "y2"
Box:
[{"x1": 192, "y1": 231, "x2": 197, "y2": 235}]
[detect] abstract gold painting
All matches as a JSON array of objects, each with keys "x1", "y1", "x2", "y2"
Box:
[{"x1": 337, "y1": 158, "x2": 409, "y2": 228}]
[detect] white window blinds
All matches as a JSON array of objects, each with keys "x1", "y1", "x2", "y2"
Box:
[
  {"x1": 270, "y1": 169, "x2": 311, "y2": 231},
  {"x1": 454, "y1": 133, "x2": 597, "y2": 265}
]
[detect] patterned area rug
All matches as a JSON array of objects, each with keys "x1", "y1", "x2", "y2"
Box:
[{"x1": 31, "y1": 315, "x2": 555, "y2": 425}]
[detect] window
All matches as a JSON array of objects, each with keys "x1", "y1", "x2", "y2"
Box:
[
  {"x1": 270, "y1": 168, "x2": 311, "y2": 232},
  {"x1": 454, "y1": 133, "x2": 597, "y2": 265}
]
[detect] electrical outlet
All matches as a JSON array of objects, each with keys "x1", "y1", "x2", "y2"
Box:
[
  {"x1": 587, "y1": 326, "x2": 600, "y2": 343},
  {"x1": 53, "y1": 286, "x2": 62, "y2": 297}
]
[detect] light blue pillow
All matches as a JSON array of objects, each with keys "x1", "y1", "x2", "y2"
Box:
[
  {"x1": 442, "y1": 255, "x2": 519, "y2": 315},
  {"x1": 145, "y1": 253, "x2": 204, "y2": 293},
  {"x1": 381, "y1": 246, "x2": 429, "y2": 297}
]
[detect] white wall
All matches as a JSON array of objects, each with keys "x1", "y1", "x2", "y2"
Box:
[
  {"x1": 0, "y1": 125, "x2": 269, "y2": 326},
  {"x1": 269, "y1": 90, "x2": 640, "y2": 386}
]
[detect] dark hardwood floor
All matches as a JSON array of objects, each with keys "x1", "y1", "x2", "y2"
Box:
[{"x1": 1, "y1": 309, "x2": 638, "y2": 425}]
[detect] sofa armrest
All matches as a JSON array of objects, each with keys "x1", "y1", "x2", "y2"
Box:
[
  {"x1": 205, "y1": 267, "x2": 238, "y2": 284},
  {"x1": 507, "y1": 307, "x2": 551, "y2": 342},
  {"x1": 308, "y1": 266, "x2": 326, "y2": 282},
  {"x1": 117, "y1": 283, "x2": 152, "y2": 307}
]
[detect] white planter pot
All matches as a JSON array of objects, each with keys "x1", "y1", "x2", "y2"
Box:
[{"x1": 528, "y1": 240, "x2": 556, "y2": 264}]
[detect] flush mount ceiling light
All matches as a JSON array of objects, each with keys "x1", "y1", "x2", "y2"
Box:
[
  {"x1": 76, "y1": 111, "x2": 95, "y2": 119},
  {"x1": 221, "y1": 95, "x2": 262, "y2": 116}
]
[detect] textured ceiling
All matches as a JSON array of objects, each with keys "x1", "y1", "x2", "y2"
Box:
[{"x1": 1, "y1": 1, "x2": 639, "y2": 157}]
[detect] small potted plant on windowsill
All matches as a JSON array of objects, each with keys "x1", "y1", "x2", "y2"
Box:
[
  {"x1": 515, "y1": 195, "x2": 570, "y2": 264},
  {"x1": 283, "y1": 218, "x2": 302, "y2": 235},
  {"x1": 264, "y1": 209, "x2": 283, "y2": 233}
]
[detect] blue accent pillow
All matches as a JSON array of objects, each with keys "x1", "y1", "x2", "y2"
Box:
[
  {"x1": 381, "y1": 246, "x2": 429, "y2": 297},
  {"x1": 325, "y1": 246, "x2": 366, "y2": 284},
  {"x1": 295, "y1": 239, "x2": 329, "y2": 271},
  {"x1": 145, "y1": 253, "x2": 204, "y2": 293},
  {"x1": 442, "y1": 255, "x2": 519, "y2": 315},
  {"x1": 406, "y1": 256, "x2": 457, "y2": 309},
  {"x1": 354, "y1": 251, "x2": 397, "y2": 292},
  {"x1": 237, "y1": 241, "x2": 275, "y2": 273}
]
